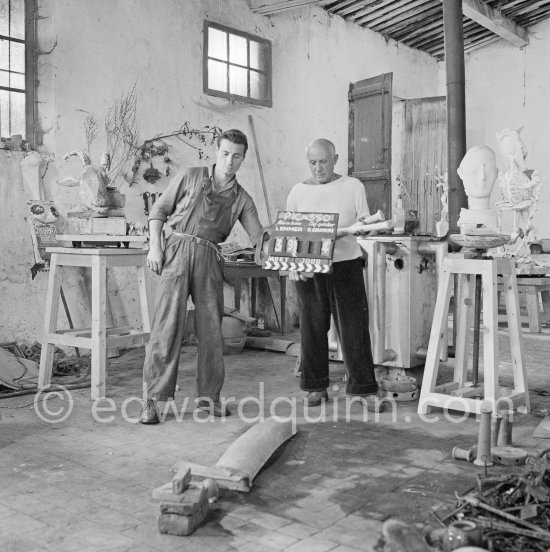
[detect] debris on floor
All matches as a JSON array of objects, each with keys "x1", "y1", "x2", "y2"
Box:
[
  {"x1": 0, "y1": 341, "x2": 90, "y2": 392},
  {"x1": 430, "y1": 450, "x2": 550, "y2": 551}
]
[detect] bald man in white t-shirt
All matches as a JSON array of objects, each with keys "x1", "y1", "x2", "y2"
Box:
[{"x1": 287, "y1": 138, "x2": 383, "y2": 411}]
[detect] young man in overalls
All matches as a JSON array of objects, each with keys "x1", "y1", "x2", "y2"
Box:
[{"x1": 139, "y1": 129, "x2": 263, "y2": 424}]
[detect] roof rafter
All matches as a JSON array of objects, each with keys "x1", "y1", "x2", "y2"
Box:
[
  {"x1": 457, "y1": 0, "x2": 529, "y2": 47},
  {"x1": 250, "y1": 0, "x2": 332, "y2": 15}
]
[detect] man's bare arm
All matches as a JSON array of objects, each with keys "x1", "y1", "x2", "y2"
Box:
[{"x1": 147, "y1": 219, "x2": 164, "y2": 275}]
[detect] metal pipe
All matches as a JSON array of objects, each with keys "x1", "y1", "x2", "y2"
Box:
[
  {"x1": 443, "y1": 0, "x2": 468, "y2": 234},
  {"x1": 373, "y1": 241, "x2": 398, "y2": 364}
]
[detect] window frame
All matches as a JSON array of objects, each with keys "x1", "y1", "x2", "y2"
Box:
[
  {"x1": 0, "y1": 0, "x2": 36, "y2": 146},
  {"x1": 203, "y1": 21, "x2": 272, "y2": 108}
]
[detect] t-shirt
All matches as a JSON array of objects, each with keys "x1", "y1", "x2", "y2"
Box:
[{"x1": 286, "y1": 175, "x2": 370, "y2": 262}]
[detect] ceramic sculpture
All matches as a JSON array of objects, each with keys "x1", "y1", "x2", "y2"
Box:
[
  {"x1": 496, "y1": 127, "x2": 541, "y2": 256},
  {"x1": 57, "y1": 151, "x2": 111, "y2": 216}
]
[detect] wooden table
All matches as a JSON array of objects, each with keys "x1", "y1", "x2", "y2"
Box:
[
  {"x1": 38, "y1": 247, "x2": 151, "y2": 399},
  {"x1": 223, "y1": 262, "x2": 287, "y2": 334}
]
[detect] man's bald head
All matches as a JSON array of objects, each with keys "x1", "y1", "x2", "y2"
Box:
[
  {"x1": 306, "y1": 138, "x2": 339, "y2": 184},
  {"x1": 306, "y1": 139, "x2": 336, "y2": 159}
]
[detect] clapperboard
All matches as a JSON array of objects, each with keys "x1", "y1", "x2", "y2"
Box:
[{"x1": 255, "y1": 211, "x2": 339, "y2": 273}]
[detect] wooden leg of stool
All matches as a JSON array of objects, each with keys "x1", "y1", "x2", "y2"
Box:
[
  {"x1": 502, "y1": 272, "x2": 530, "y2": 412},
  {"x1": 418, "y1": 263, "x2": 453, "y2": 415},
  {"x1": 540, "y1": 290, "x2": 550, "y2": 327},
  {"x1": 454, "y1": 273, "x2": 475, "y2": 387},
  {"x1": 91, "y1": 255, "x2": 107, "y2": 400},
  {"x1": 525, "y1": 288, "x2": 541, "y2": 332},
  {"x1": 481, "y1": 263, "x2": 499, "y2": 407},
  {"x1": 39, "y1": 255, "x2": 62, "y2": 389}
]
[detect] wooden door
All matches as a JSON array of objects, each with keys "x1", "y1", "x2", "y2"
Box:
[
  {"x1": 401, "y1": 97, "x2": 447, "y2": 235},
  {"x1": 348, "y1": 73, "x2": 392, "y2": 217}
]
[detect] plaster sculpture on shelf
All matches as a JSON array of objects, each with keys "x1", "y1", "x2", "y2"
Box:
[
  {"x1": 456, "y1": 145, "x2": 501, "y2": 235},
  {"x1": 495, "y1": 127, "x2": 541, "y2": 257},
  {"x1": 57, "y1": 151, "x2": 111, "y2": 216},
  {"x1": 20, "y1": 151, "x2": 46, "y2": 201},
  {"x1": 435, "y1": 170, "x2": 449, "y2": 237}
]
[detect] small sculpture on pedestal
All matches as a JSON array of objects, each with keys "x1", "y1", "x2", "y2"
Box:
[
  {"x1": 57, "y1": 151, "x2": 111, "y2": 216},
  {"x1": 57, "y1": 151, "x2": 126, "y2": 235},
  {"x1": 456, "y1": 145, "x2": 501, "y2": 235},
  {"x1": 495, "y1": 127, "x2": 541, "y2": 257}
]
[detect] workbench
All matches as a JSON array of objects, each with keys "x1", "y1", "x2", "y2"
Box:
[
  {"x1": 223, "y1": 261, "x2": 287, "y2": 334},
  {"x1": 498, "y1": 275, "x2": 550, "y2": 332}
]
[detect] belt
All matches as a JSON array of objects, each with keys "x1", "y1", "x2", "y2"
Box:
[{"x1": 172, "y1": 232, "x2": 221, "y2": 260}]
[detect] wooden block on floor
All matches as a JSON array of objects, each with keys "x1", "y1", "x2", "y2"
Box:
[
  {"x1": 172, "y1": 464, "x2": 192, "y2": 494},
  {"x1": 152, "y1": 482, "x2": 205, "y2": 504},
  {"x1": 245, "y1": 336, "x2": 295, "y2": 353},
  {"x1": 160, "y1": 489, "x2": 206, "y2": 516},
  {"x1": 158, "y1": 493, "x2": 209, "y2": 536}
]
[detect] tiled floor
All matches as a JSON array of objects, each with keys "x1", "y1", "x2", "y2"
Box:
[{"x1": 2, "y1": 329, "x2": 550, "y2": 551}]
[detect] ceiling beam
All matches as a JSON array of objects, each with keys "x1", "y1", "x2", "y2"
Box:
[
  {"x1": 457, "y1": 0, "x2": 529, "y2": 47},
  {"x1": 250, "y1": 0, "x2": 330, "y2": 15}
]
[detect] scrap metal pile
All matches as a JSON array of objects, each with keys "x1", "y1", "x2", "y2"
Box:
[{"x1": 435, "y1": 451, "x2": 550, "y2": 551}]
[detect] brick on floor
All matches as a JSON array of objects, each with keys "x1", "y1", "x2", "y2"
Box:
[
  {"x1": 280, "y1": 504, "x2": 347, "y2": 528},
  {"x1": 227, "y1": 505, "x2": 292, "y2": 530},
  {"x1": 315, "y1": 523, "x2": 381, "y2": 550},
  {"x1": 284, "y1": 535, "x2": 338, "y2": 552},
  {"x1": 277, "y1": 521, "x2": 320, "y2": 539}
]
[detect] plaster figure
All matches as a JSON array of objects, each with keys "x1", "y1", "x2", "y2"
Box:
[
  {"x1": 435, "y1": 170, "x2": 449, "y2": 237},
  {"x1": 20, "y1": 151, "x2": 45, "y2": 201},
  {"x1": 57, "y1": 151, "x2": 111, "y2": 216},
  {"x1": 495, "y1": 127, "x2": 541, "y2": 248},
  {"x1": 456, "y1": 145, "x2": 500, "y2": 234}
]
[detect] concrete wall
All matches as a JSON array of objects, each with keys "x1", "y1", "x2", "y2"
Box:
[
  {"x1": 0, "y1": 0, "x2": 442, "y2": 343},
  {"x1": 464, "y1": 18, "x2": 550, "y2": 238}
]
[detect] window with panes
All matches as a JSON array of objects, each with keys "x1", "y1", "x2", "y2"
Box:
[{"x1": 204, "y1": 21, "x2": 272, "y2": 107}]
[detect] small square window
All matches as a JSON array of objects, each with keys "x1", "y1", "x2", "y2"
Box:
[{"x1": 204, "y1": 21, "x2": 272, "y2": 107}]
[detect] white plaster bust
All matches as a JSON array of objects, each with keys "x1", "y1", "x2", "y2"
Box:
[
  {"x1": 457, "y1": 145, "x2": 498, "y2": 210},
  {"x1": 457, "y1": 145, "x2": 500, "y2": 234}
]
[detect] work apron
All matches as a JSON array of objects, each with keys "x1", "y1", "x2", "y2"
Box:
[{"x1": 144, "y1": 170, "x2": 236, "y2": 402}]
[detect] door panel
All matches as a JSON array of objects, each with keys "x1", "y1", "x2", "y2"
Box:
[
  {"x1": 348, "y1": 73, "x2": 392, "y2": 217},
  {"x1": 402, "y1": 97, "x2": 447, "y2": 235}
]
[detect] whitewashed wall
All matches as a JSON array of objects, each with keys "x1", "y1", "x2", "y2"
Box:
[
  {"x1": 0, "y1": 0, "x2": 442, "y2": 343},
  {"x1": 464, "y1": 18, "x2": 550, "y2": 238}
]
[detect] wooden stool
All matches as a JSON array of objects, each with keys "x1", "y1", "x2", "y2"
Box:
[
  {"x1": 498, "y1": 276, "x2": 550, "y2": 333},
  {"x1": 38, "y1": 247, "x2": 151, "y2": 400},
  {"x1": 418, "y1": 255, "x2": 529, "y2": 416}
]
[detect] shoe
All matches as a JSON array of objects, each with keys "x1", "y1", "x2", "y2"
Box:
[
  {"x1": 197, "y1": 400, "x2": 232, "y2": 417},
  {"x1": 139, "y1": 399, "x2": 160, "y2": 424},
  {"x1": 304, "y1": 390, "x2": 329, "y2": 407}
]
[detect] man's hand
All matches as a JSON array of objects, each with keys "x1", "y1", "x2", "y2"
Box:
[
  {"x1": 289, "y1": 269, "x2": 310, "y2": 282},
  {"x1": 147, "y1": 244, "x2": 164, "y2": 275}
]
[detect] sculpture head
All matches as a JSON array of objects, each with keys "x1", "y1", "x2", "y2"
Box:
[{"x1": 457, "y1": 145, "x2": 498, "y2": 209}]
